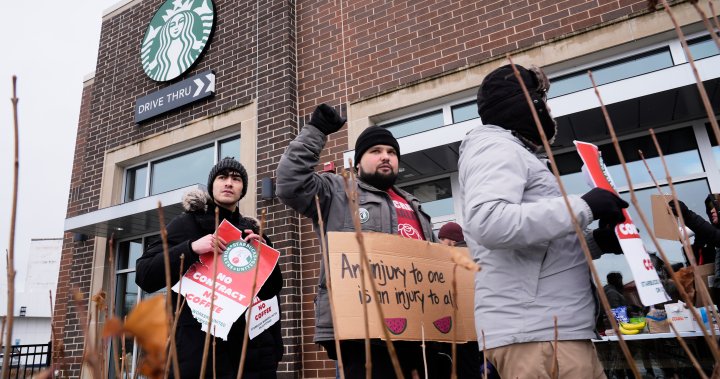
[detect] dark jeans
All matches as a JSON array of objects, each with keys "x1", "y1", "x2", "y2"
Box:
[
  {"x1": 320, "y1": 339, "x2": 486, "y2": 379},
  {"x1": 321, "y1": 340, "x2": 429, "y2": 379}
]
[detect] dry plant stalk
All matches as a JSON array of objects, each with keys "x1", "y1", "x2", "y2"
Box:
[
  {"x1": 451, "y1": 265, "x2": 458, "y2": 379},
  {"x1": 314, "y1": 196, "x2": 346, "y2": 378},
  {"x1": 200, "y1": 207, "x2": 221, "y2": 378},
  {"x1": 156, "y1": 202, "x2": 181, "y2": 378},
  {"x1": 690, "y1": 1, "x2": 720, "y2": 51},
  {"x1": 670, "y1": 321, "x2": 709, "y2": 379},
  {"x1": 635, "y1": 150, "x2": 720, "y2": 369},
  {"x1": 237, "y1": 209, "x2": 267, "y2": 378},
  {"x1": 342, "y1": 167, "x2": 404, "y2": 379},
  {"x1": 74, "y1": 290, "x2": 102, "y2": 379},
  {"x1": 710, "y1": 1, "x2": 720, "y2": 32},
  {"x1": 648, "y1": 130, "x2": 720, "y2": 362},
  {"x1": 659, "y1": 0, "x2": 720, "y2": 148},
  {"x1": 341, "y1": 170, "x2": 373, "y2": 378},
  {"x1": 506, "y1": 56, "x2": 640, "y2": 378},
  {"x1": 1, "y1": 76, "x2": 20, "y2": 379},
  {"x1": 588, "y1": 70, "x2": 720, "y2": 370},
  {"x1": 421, "y1": 323, "x2": 427, "y2": 379},
  {"x1": 551, "y1": 316, "x2": 558, "y2": 379},
  {"x1": 638, "y1": 150, "x2": 720, "y2": 330},
  {"x1": 165, "y1": 254, "x2": 187, "y2": 377},
  {"x1": 107, "y1": 236, "x2": 122, "y2": 379}
]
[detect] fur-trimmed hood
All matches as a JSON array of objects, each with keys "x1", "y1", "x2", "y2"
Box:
[{"x1": 181, "y1": 188, "x2": 260, "y2": 226}]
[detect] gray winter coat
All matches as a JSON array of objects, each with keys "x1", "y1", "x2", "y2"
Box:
[
  {"x1": 276, "y1": 124, "x2": 435, "y2": 342},
  {"x1": 458, "y1": 124, "x2": 602, "y2": 350}
]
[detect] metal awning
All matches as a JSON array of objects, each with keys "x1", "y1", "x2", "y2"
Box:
[{"x1": 64, "y1": 184, "x2": 203, "y2": 239}]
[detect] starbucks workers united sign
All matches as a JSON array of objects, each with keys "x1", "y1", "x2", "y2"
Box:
[{"x1": 141, "y1": 0, "x2": 215, "y2": 82}]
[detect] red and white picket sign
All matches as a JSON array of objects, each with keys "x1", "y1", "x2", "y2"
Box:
[
  {"x1": 575, "y1": 141, "x2": 670, "y2": 306},
  {"x1": 172, "y1": 219, "x2": 280, "y2": 340}
]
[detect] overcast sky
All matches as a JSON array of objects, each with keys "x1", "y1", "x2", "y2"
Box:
[{"x1": 0, "y1": 0, "x2": 120, "y2": 289}]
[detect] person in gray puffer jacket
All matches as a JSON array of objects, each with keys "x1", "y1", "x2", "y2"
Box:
[
  {"x1": 276, "y1": 104, "x2": 440, "y2": 378},
  {"x1": 458, "y1": 64, "x2": 628, "y2": 379}
]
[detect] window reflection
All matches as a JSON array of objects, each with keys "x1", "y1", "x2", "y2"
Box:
[
  {"x1": 593, "y1": 180, "x2": 710, "y2": 285},
  {"x1": 557, "y1": 128, "x2": 700, "y2": 191},
  {"x1": 400, "y1": 177, "x2": 453, "y2": 217},
  {"x1": 548, "y1": 48, "x2": 673, "y2": 98},
  {"x1": 688, "y1": 35, "x2": 720, "y2": 61},
  {"x1": 124, "y1": 166, "x2": 147, "y2": 202},
  {"x1": 150, "y1": 145, "x2": 213, "y2": 195},
  {"x1": 384, "y1": 110, "x2": 444, "y2": 138},
  {"x1": 219, "y1": 136, "x2": 240, "y2": 161},
  {"x1": 451, "y1": 101, "x2": 478, "y2": 124},
  {"x1": 117, "y1": 240, "x2": 143, "y2": 271}
]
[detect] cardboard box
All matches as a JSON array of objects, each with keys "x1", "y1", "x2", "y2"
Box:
[{"x1": 667, "y1": 302, "x2": 695, "y2": 332}]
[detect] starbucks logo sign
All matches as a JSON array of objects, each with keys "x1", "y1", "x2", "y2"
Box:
[
  {"x1": 141, "y1": 0, "x2": 215, "y2": 82},
  {"x1": 223, "y1": 241, "x2": 258, "y2": 273}
]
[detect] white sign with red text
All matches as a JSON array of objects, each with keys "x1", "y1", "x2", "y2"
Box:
[
  {"x1": 575, "y1": 141, "x2": 670, "y2": 306},
  {"x1": 172, "y1": 220, "x2": 280, "y2": 340},
  {"x1": 248, "y1": 296, "x2": 280, "y2": 340}
]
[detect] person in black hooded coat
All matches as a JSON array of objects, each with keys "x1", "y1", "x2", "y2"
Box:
[
  {"x1": 670, "y1": 194, "x2": 720, "y2": 304},
  {"x1": 136, "y1": 157, "x2": 283, "y2": 379}
]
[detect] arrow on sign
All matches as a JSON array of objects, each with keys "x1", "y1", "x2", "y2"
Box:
[{"x1": 194, "y1": 73, "x2": 216, "y2": 97}]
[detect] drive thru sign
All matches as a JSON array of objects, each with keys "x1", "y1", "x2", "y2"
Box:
[{"x1": 575, "y1": 141, "x2": 670, "y2": 306}]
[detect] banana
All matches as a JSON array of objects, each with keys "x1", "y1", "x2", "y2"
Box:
[
  {"x1": 619, "y1": 325, "x2": 640, "y2": 335},
  {"x1": 620, "y1": 321, "x2": 646, "y2": 330}
]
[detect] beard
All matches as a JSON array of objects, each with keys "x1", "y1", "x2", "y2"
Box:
[{"x1": 358, "y1": 167, "x2": 398, "y2": 191}]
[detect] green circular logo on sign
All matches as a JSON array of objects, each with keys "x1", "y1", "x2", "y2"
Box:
[
  {"x1": 223, "y1": 241, "x2": 258, "y2": 272},
  {"x1": 141, "y1": 0, "x2": 215, "y2": 82}
]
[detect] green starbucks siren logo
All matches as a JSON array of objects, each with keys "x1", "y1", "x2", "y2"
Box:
[
  {"x1": 141, "y1": 0, "x2": 215, "y2": 82},
  {"x1": 223, "y1": 241, "x2": 258, "y2": 273}
]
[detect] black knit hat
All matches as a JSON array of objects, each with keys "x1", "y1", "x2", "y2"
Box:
[
  {"x1": 353, "y1": 126, "x2": 400, "y2": 168},
  {"x1": 207, "y1": 157, "x2": 248, "y2": 200},
  {"x1": 476, "y1": 64, "x2": 556, "y2": 146}
]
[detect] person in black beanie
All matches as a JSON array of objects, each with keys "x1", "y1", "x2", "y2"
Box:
[
  {"x1": 276, "y1": 104, "x2": 440, "y2": 378},
  {"x1": 136, "y1": 157, "x2": 284, "y2": 378},
  {"x1": 458, "y1": 64, "x2": 628, "y2": 378}
]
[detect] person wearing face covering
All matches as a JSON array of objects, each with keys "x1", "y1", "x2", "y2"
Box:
[{"x1": 457, "y1": 64, "x2": 629, "y2": 378}]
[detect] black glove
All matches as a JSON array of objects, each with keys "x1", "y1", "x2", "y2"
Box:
[
  {"x1": 581, "y1": 188, "x2": 629, "y2": 224},
  {"x1": 309, "y1": 104, "x2": 346, "y2": 135},
  {"x1": 667, "y1": 200, "x2": 689, "y2": 218},
  {"x1": 592, "y1": 227, "x2": 623, "y2": 255}
]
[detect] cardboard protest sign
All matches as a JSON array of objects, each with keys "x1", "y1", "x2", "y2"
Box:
[
  {"x1": 651, "y1": 194, "x2": 678, "y2": 240},
  {"x1": 327, "y1": 232, "x2": 477, "y2": 343},
  {"x1": 249, "y1": 296, "x2": 280, "y2": 340},
  {"x1": 172, "y1": 220, "x2": 280, "y2": 340},
  {"x1": 575, "y1": 141, "x2": 670, "y2": 306}
]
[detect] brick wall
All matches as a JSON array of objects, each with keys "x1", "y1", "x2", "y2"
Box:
[
  {"x1": 57, "y1": 0, "x2": 681, "y2": 377},
  {"x1": 55, "y1": 0, "x2": 300, "y2": 376},
  {"x1": 294, "y1": 0, "x2": 659, "y2": 377}
]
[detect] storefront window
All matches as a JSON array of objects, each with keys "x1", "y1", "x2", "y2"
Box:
[
  {"x1": 124, "y1": 166, "x2": 148, "y2": 202},
  {"x1": 451, "y1": 101, "x2": 478, "y2": 124},
  {"x1": 150, "y1": 145, "x2": 214, "y2": 195},
  {"x1": 384, "y1": 110, "x2": 444, "y2": 138},
  {"x1": 219, "y1": 136, "x2": 240, "y2": 161},
  {"x1": 688, "y1": 35, "x2": 720, "y2": 61},
  {"x1": 123, "y1": 135, "x2": 240, "y2": 202},
  {"x1": 400, "y1": 177, "x2": 453, "y2": 218},
  {"x1": 548, "y1": 48, "x2": 674, "y2": 98},
  {"x1": 112, "y1": 239, "x2": 143, "y2": 377}
]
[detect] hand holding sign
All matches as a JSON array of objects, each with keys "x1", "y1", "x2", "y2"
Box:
[
  {"x1": 575, "y1": 141, "x2": 670, "y2": 306},
  {"x1": 172, "y1": 220, "x2": 280, "y2": 340}
]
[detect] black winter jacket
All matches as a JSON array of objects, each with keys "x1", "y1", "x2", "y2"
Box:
[{"x1": 135, "y1": 190, "x2": 283, "y2": 379}]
